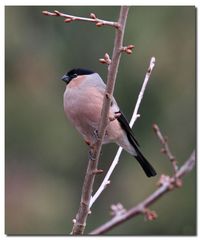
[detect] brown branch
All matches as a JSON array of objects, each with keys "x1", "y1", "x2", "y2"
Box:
[
  {"x1": 71, "y1": 6, "x2": 130, "y2": 235},
  {"x1": 42, "y1": 10, "x2": 120, "y2": 29},
  {"x1": 90, "y1": 150, "x2": 195, "y2": 235},
  {"x1": 153, "y1": 124, "x2": 178, "y2": 174}
]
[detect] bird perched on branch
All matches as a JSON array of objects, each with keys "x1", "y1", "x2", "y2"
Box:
[{"x1": 61, "y1": 68, "x2": 156, "y2": 177}]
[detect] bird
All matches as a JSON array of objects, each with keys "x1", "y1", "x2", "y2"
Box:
[{"x1": 61, "y1": 68, "x2": 156, "y2": 177}]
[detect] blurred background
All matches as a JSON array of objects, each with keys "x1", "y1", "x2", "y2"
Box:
[{"x1": 5, "y1": 6, "x2": 196, "y2": 235}]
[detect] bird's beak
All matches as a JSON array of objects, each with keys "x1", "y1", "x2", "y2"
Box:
[{"x1": 61, "y1": 74, "x2": 70, "y2": 84}]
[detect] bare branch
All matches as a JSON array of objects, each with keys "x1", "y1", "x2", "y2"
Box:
[
  {"x1": 90, "y1": 150, "x2": 195, "y2": 235},
  {"x1": 42, "y1": 10, "x2": 120, "y2": 29},
  {"x1": 153, "y1": 123, "x2": 178, "y2": 174},
  {"x1": 71, "y1": 6, "x2": 130, "y2": 235},
  {"x1": 89, "y1": 56, "x2": 156, "y2": 209},
  {"x1": 131, "y1": 56, "x2": 156, "y2": 125}
]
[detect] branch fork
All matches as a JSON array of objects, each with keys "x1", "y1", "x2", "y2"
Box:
[{"x1": 90, "y1": 150, "x2": 195, "y2": 234}]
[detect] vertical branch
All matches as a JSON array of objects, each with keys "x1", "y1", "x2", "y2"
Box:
[{"x1": 71, "y1": 6, "x2": 130, "y2": 235}]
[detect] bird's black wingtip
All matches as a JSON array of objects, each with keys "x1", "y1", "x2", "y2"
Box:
[
  {"x1": 135, "y1": 154, "x2": 157, "y2": 178},
  {"x1": 146, "y1": 168, "x2": 157, "y2": 177}
]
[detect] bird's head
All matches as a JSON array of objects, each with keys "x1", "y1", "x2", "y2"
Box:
[{"x1": 61, "y1": 68, "x2": 94, "y2": 84}]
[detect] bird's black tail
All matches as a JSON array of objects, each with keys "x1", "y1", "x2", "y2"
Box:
[
  {"x1": 117, "y1": 111, "x2": 157, "y2": 177},
  {"x1": 135, "y1": 150, "x2": 157, "y2": 177}
]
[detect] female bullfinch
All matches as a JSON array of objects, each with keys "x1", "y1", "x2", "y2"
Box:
[{"x1": 61, "y1": 68, "x2": 156, "y2": 177}]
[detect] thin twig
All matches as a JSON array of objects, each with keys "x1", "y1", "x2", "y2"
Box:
[
  {"x1": 71, "y1": 6, "x2": 130, "y2": 235},
  {"x1": 89, "y1": 57, "x2": 156, "y2": 208},
  {"x1": 90, "y1": 150, "x2": 195, "y2": 235},
  {"x1": 42, "y1": 10, "x2": 120, "y2": 29},
  {"x1": 131, "y1": 57, "x2": 156, "y2": 126},
  {"x1": 153, "y1": 124, "x2": 178, "y2": 174}
]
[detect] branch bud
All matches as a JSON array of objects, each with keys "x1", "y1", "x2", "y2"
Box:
[
  {"x1": 99, "y1": 58, "x2": 107, "y2": 64},
  {"x1": 93, "y1": 169, "x2": 104, "y2": 175},
  {"x1": 90, "y1": 13, "x2": 96, "y2": 19},
  {"x1": 64, "y1": 18, "x2": 73, "y2": 23},
  {"x1": 144, "y1": 208, "x2": 157, "y2": 221},
  {"x1": 54, "y1": 10, "x2": 61, "y2": 16},
  {"x1": 175, "y1": 178, "x2": 183, "y2": 188},
  {"x1": 120, "y1": 44, "x2": 135, "y2": 55},
  {"x1": 152, "y1": 123, "x2": 159, "y2": 132},
  {"x1": 127, "y1": 44, "x2": 135, "y2": 49},
  {"x1": 99, "y1": 53, "x2": 111, "y2": 65},
  {"x1": 96, "y1": 22, "x2": 103, "y2": 27},
  {"x1": 42, "y1": 11, "x2": 57, "y2": 16},
  {"x1": 126, "y1": 49, "x2": 132, "y2": 54}
]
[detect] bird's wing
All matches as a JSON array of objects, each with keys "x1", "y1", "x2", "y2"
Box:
[
  {"x1": 110, "y1": 98, "x2": 156, "y2": 178},
  {"x1": 116, "y1": 110, "x2": 140, "y2": 147},
  {"x1": 96, "y1": 80, "x2": 140, "y2": 148}
]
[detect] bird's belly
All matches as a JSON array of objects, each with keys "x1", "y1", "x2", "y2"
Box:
[
  {"x1": 104, "y1": 119, "x2": 124, "y2": 144},
  {"x1": 63, "y1": 88, "x2": 123, "y2": 145},
  {"x1": 64, "y1": 90, "x2": 102, "y2": 143}
]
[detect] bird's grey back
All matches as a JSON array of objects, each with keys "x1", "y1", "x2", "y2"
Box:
[{"x1": 82, "y1": 73, "x2": 106, "y2": 90}]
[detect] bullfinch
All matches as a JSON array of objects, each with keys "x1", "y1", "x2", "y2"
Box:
[{"x1": 61, "y1": 68, "x2": 156, "y2": 177}]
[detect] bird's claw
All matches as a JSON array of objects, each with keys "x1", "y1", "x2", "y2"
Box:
[
  {"x1": 89, "y1": 149, "x2": 96, "y2": 161},
  {"x1": 94, "y1": 129, "x2": 100, "y2": 141}
]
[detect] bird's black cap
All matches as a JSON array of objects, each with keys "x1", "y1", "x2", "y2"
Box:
[{"x1": 61, "y1": 68, "x2": 94, "y2": 84}]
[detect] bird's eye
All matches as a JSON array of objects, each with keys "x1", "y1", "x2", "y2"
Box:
[{"x1": 73, "y1": 73, "x2": 78, "y2": 78}]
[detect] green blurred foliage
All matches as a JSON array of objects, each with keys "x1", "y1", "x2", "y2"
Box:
[{"x1": 5, "y1": 6, "x2": 196, "y2": 235}]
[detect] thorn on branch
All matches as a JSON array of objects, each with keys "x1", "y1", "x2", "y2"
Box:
[{"x1": 120, "y1": 44, "x2": 135, "y2": 54}]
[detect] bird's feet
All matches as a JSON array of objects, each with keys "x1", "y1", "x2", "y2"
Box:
[
  {"x1": 94, "y1": 129, "x2": 100, "y2": 141},
  {"x1": 88, "y1": 148, "x2": 96, "y2": 161}
]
